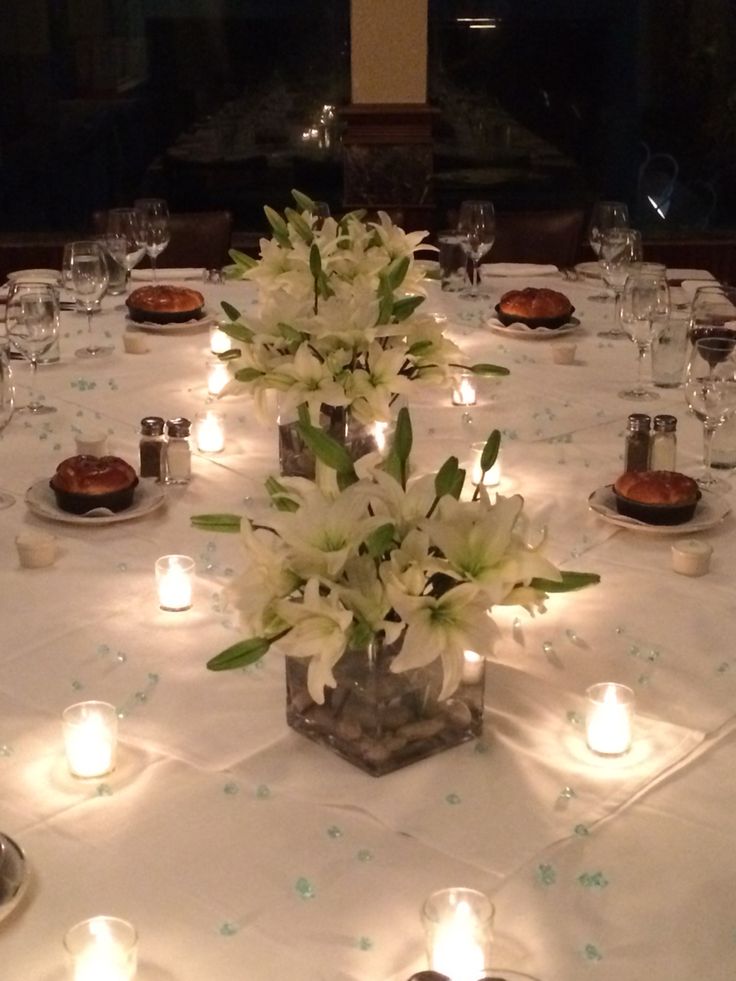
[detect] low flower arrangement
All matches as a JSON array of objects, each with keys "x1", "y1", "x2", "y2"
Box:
[{"x1": 216, "y1": 190, "x2": 507, "y2": 426}]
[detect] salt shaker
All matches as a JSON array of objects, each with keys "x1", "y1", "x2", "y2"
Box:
[
  {"x1": 624, "y1": 413, "x2": 651, "y2": 472},
  {"x1": 651, "y1": 414, "x2": 677, "y2": 471},
  {"x1": 163, "y1": 418, "x2": 192, "y2": 485},
  {"x1": 139, "y1": 416, "x2": 166, "y2": 479}
]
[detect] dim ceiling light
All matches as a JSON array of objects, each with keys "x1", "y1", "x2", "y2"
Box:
[{"x1": 469, "y1": 23, "x2": 497, "y2": 29}]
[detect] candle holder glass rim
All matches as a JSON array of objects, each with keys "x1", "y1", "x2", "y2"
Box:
[
  {"x1": 62, "y1": 699, "x2": 117, "y2": 723},
  {"x1": 63, "y1": 913, "x2": 138, "y2": 955},
  {"x1": 155, "y1": 553, "x2": 195, "y2": 570},
  {"x1": 585, "y1": 681, "x2": 635, "y2": 705},
  {"x1": 420, "y1": 886, "x2": 496, "y2": 926}
]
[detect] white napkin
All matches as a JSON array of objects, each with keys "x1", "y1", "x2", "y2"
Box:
[
  {"x1": 680, "y1": 279, "x2": 721, "y2": 300},
  {"x1": 130, "y1": 268, "x2": 204, "y2": 282},
  {"x1": 482, "y1": 262, "x2": 558, "y2": 277}
]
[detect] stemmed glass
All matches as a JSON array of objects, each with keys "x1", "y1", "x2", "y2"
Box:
[
  {"x1": 587, "y1": 201, "x2": 629, "y2": 301},
  {"x1": 5, "y1": 282, "x2": 59, "y2": 414},
  {"x1": 684, "y1": 334, "x2": 736, "y2": 492},
  {"x1": 67, "y1": 241, "x2": 112, "y2": 358},
  {"x1": 619, "y1": 265, "x2": 670, "y2": 400},
  {"x1": 597, "y1": 227, "x2": 643, "y2": 338},
  {"x1": 106, "y1": 208, "x2": 146, "y2": 282},
  {"x1": 457, "y1": 200, "x2": 496, "y2": 299},
  {"x1": 133, "y1": 198, "x2": 171, "y2": 281}
]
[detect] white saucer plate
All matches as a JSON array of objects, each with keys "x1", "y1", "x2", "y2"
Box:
[
  {"x1": 588, "y1": 484, "x2": 731, "y2": 534},
  {"x1": 25, "y1": 479, "x2": 166, "y2": 525},
  {"x1": 126, "y1": 311, "x2": 214, "y2": 334},
  {"x1": 486, "y1": 316, "x2": 580, "y2": 339}
]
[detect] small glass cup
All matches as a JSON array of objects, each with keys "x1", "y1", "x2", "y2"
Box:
[
  {"x1": 206, "y1": 356, "x2": 230, "y2": 397},
  {"x1": 62, "y1": 701, "x2": 118, "y2": 778},
  {"x1": 585, "y1": 683, "x2": 635, "y2": 756},
  {"x1": 194, "y1": 410, "x2": 226, "y2": 453},
  {"x1": 437, "y1": 231, "x2": 469, "y2": 293},
  {"x1": 155, "y1": 554, "x2": 195, "y2": 612},
  {"x1": 64, "y1": 915, "x2": 138, "y2": 980},
  {"x1": 651, "y1": 313, "x2": 689, "y2": 388},
  {"x1": 452, "y1": 371, "x2": 477, "y2": 407},
  {"x1": 421, "y1": 887, "x2": 494, "y2": 979}
]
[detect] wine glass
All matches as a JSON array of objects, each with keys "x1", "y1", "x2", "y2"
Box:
[
  {"x1": 5, "y1": 282, "x2": 59, "y2": 414},
  {"x1": 67, "y1": 241, "x2": 112, "y2": 358},
  {"x1": 456, "y1": 200, "x2": 496, "y2": 299},
  {"x1": 619, "y1": 265, "x2": 670, "y2": 400},
  {"x1": 106, "y1": 208, "x2": 146, "y2": 281},
  {"x1": 688, "y1": 284, "x2": 736, "y2": 347},
  {"x1": 133, "y1": 198, "x2": 171, "y2": 281},
  {"x1": 684, "y1": 334, "x2": 736, "y2": 492},
  {"x1": 597, "y1": 227, "x2": 643, "y2": 338},
  {"x1": 587, "y1": 201, "x2": 629, "y2": 301}
]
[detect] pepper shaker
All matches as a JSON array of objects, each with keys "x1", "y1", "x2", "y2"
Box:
[
  {"x1": 139, "y1": 416, "x2": 166, "y2": 479},
  {"x1": 624, "y1": 413, "x2": 651, "y2": 472}
]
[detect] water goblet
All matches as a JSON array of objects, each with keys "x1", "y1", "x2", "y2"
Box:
[
  {"x1": 619, "y1": 265, "x2": 670, "y2": 400},
  {"x1": 68, "y1": 241, "x2": 112, "y2": 358},
  {"x1": 684, "y1": 334, "x2": 736, "y2": 492},
  {"x1": 133, "y1": 198, "x2": 170, "y2": 281},
  {"x1": 587, "y1": 200, "x2": 629, "y2": 301},
  {"x1": 106, "y1": 208, "x2": 147, "y2": 280},
  {"x1": 597, "y1": 227, "x2": 642, "y2": 337},
  {"x1": 5, "y1": 281, "x2": 59, "y2": 414},
  {"x1": 457, "y1": 199, "x2": 496, "y2": 299}
]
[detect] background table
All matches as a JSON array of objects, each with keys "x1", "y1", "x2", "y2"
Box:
[{"x1": 1, "y1": 267, "x2": 734, "y2": 980}]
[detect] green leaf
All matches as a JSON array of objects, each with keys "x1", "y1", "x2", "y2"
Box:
[
  {"x1": 285, "y1": 207, "x2": 314, "y2": 244},
  {"x1": 530, "y1": 571, "x2": 601, "y2": 593},
  {"x1": 393, "y1": 406, "x2": 413, "y2": 470},
  {"x1": 309, "y1": 242, "x2": 322, "y2": 280},
  {"x1": 291, "y1": 188, "x2": 317, "y2": 212},
  {"x1": 469, "y1": 362, "x2": 510, "y2": 377},
  {"x1": 278, "y1": 322, "x2": 305, "y2": 344},
  {"x1": 480, "y1": 430, "x2": 501, "y2": 473},
  {"x1": 227, "y1": 248, "x2": 257, "y2": 269},
  {"x1": 386, "y1": 255, "x2": 410, "y2": 291},
  {"x1": 207, "y1": 637, "x2": 272, "y2": 671},
  {"x1": 217, "y1": 348, "x2": 242, "y2": 361},
  {"x1": 264, "y1": 205, "x2": 290, "y2": 247},
  {"x1": 381, "y1": 449, "x2": 402, "y2": 484},
  {"x1": 338, "y1": 209, "x2": 367, "y2": 231},
  {"x1": 221, "y1": 300, "x2": 243, "y2": 322},
  {"x1": 191, "y1": 513, "x2": 242, "y2": 532},
  {"x1": 234, "y1": 367, "x2": 263, "y2": 383},
  {"x1": 316, "y1": 270, "x2": 333, "y2": 299},
  {"x1": 365, "y1": 522, "x2": 396, "y2": 558},
  {"x1": 406, "y1": 339, "x2": 434, "y2": 357},
  {"x1": 377, "y1": 272, "x2": 394, "y2": 324},
  {"x1": 265, "y1": 476, "x2": 300, "y2": 512},
  {"x1": 434, "y1": 456, "x2": 460, "y2": 499},
  {"x1": 449, "y1": 468, "x2": 466, "y2": 499},
  {"x1": 392, "y1": 295, "x2": 424, "y2": 322},
  {"x1": 349, "y1": 617, "x2": 373, "y2": 650},
  {"x1": 221, "y1": 322, "x2": 253, "y2": 344},
  {"x1": 298, "y1": 422, "x2": 357, "y2": 478}
]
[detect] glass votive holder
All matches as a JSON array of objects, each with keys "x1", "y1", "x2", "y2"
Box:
[
  {"x1": 452, "y1": 371, "x2": 477, "y2": 407},
  {"x1": 194, "y1": 409, "x2": 226, "y2": 453},
  {"x1": 155, "y1": 554, "x2": 195, "y2": 612},
  {"x1": 461, "y1": 650, "x2": 485, "y2": 686},
  {"x1": 421, "y1": 887, "x2": 494, "y2": 981},
  {"x1": 585, "y1": 682, "x2": 635, "y2": 756},
  {"x1": 209, "y1": 323, "x2": 231, "y2": 355},
  {"x1": 64, "y1": 915, "x2": 138, "y2": 980},
  {"x1": 62, "y1": 701, "x2": 118, "y2": 779},
  {"x1": 470, "y1": 442, "x2": 501, "y2": 487},
  {"x1": 206, "y1": 356, "x2": 230, "y2": 397}
]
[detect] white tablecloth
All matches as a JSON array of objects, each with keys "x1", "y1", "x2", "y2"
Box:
[{"x1": 1, "y1": 268, "x2": 735, "y2": 981}]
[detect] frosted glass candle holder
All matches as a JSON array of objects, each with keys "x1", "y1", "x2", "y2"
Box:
[
  {"x1": 585, "y1": 682, "x2": 635, "y2": 756},
  {"x1": 155, "y1": 554, "x2": 194, "y2": 612},
  {"x1": 421, "y1": 887, "x2": 494, "y2": 981},
  {"x1": 470, "y1": 442, "x2": 501, "y2": 487},
  {"x1": 194, "y1": 410, "x2": 226, "y2": 453},
  {"x1": 62, "y1": 701, "x2": 118, "y2": 779},
  {"x1": 209, "y1": 324, "x2": 231, "y2": 355},
  {"x1": 461, "y1": 650, "x2": 484, "y2": 686},
  {"x1": 206, "y1": 357, "x2": 230, "y2": 396},
  {"x1": 64, "y1": 915, "x2": 137, "y2": 980},
  {"x1": 452, "y1": 372, "x2": 477, "y2": 407}
]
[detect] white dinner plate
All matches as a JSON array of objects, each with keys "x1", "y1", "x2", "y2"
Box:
[
  {"x1": 126, "y1": 311, "x2": 214, "y2": 334},
  {"x1": 574, "y1": 261, "x2": 603, "y2": 280},
  {"x1": 25, "y1": 478, "x2": 166, "y2": 525},
  {"x1": 588, "y1": 484, "x2": 731, "y2": 534},
  {"x1": 486, "y1": 316, "x2": 580, "y2": 339}
]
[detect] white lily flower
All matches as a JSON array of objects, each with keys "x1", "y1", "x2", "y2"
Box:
[
  {"x1": 270, "y1": 342, "x2": 349, "y2": 420},
  {"x1": 229, "y1": 522, "x2": 298, "y2": 636}
]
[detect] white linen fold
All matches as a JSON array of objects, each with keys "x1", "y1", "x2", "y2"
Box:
[
  {"x1": 482, "y1": 262, "x2": 559, "y2": 277},
  {"x1": 130, "y1": 267, "x2": 205, "y2": 282}
]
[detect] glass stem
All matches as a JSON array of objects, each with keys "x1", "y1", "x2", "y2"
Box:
[
  {"x1": 28, "y1": 357, "x2": 38, "y2": 407},
  {"x1": 636, "y1": 344, "x2": 647, "y2": 392},
  {"x1": 703, "y1": 421, "x2": 717, "y2": 479},
  {"x1": 613, "y1": 289, "x2": 623, "y2": 329},
  {"x1": 151, "y1": 254, "x2": 157, "y2": 282}
]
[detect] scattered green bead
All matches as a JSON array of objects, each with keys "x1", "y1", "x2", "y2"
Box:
[
  {"x1": 356, "y1": 849, "x2": 373, "y2": 863},
  {"x1": 574, "y1": 824, "x2": 590, "y2": 837},
  {"x1": 356, "y1": 937, "x2": 373, "y2": 951},
  {"x1": 567, "y1": 711, "x2": 584, "y2": 727},
  {"x1": 219, "y1": 922, "x2": 239, "y2": 936},
  {"x1": 582, "y1": 943, "x2": 603, "y2": 961},
  {"x1": 255, "y1": 784, "x2": 271, "y2": 799},
  {"x1": 96, "y1": 783, "x2": 113, "y2": 797},
  {"x1": 578, "y1": 871, "x2": 608, "y2": 889},
  {"x1": 536, "y1": 863, "x2": 556, "y2": 886},
  {"x1": 71, "y1": 679, "x2": 84, "y2": 692},
  {"x1": 326, "y1": 826, "x2": 343, "y2": 839},
  {"x1": 295, "y1": 877, "x2": 316, "y2": 900},
  {"x1": 223, "y1": 782, "x2": 239, "y2": 795},
  {"x1": 445, "y1": 792, "x2": 461, "y2": 805}
]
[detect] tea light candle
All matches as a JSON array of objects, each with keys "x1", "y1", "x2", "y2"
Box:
[
  {"x1": 373, "y1": 420, "x2": 389, "y2": 454},
  {"x1": 206, "y1": 357, "x2": 230, "y2": 396},
  {"x1": 194, "y1": 410, "x2": 226, "y2": 453},
  {"x1": 671, "y1": 538, "x2": 712, "y2": 577},
  {"x1": 64, "y1": 916, "x2": 138, "y2": 981},
  {"x1": 122, "y1": 332, "x2": 149, "y2": 354},
  {"x1": 209, "y1": 324, "x2": 231, "y2": 355},
  {"x1": 461, "y1": 650, "x2": 484, "y2": 685},
  {"x1": 585, "y1": 683, "x2": 635, "y2": 756},
  {"x1": 422, "y1": 887, "x2": 494, "y2": 981},
  {"x1": 155, "y1": 554, "x2": 195, "y2": 611},
  {"x1": 470, "y1": 443, "x2": 501, "y2": 487},
  {"x1": 62, "y1": 701, "x2": 118, "y2": 778},
  {"x1": 452, "y1": 372, "x2": 477, "y2": 407}
]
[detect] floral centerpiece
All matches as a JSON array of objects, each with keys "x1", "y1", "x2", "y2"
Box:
[
  {"x1": 216, "y1": 190, "x2": 507, "y2": 476},
  {"x1": 194, "y1": 412, "x2": 599, "y2": 776}
]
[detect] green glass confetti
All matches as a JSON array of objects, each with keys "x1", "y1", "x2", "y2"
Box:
[
  {"x1": 356, "y1": 849, "x2": 373, "y2": 863},
  {"x1": 574, "y1": 824, "x2": 590, "y2": 837},
  {"x1": 223, "y1": 782, "x2": 239, "y2": 796},
  {"x1": 295, "y1": 877, "x2": 316, "y2": 900},
  {"x1": 578, "y1": 871, "x2": 608, "y2": 889},
  {"x1": 445, "y1": 792, "x2": 462, "y2": 805},
  {"x1": 582, "y1": 943, "x2": 603, "y2": 961},
  {"x1": 327, "y1": 825, "x2": 343, "y2": 839},
  {"x1": 96, "y1": 783, "x2": 113, "y2": 797},
  {"x1": 219, "y1": 922, "x2": 239, "y2": 936},
  {"x1": 356, "y1": 937, "x2": 374, "y2": 951},
  {"x1": 536, "y1": 863, "x2": 556, "y2": 886},
  {"x1": 255, "y1": 784, "x2": 271, "y2": 799}
]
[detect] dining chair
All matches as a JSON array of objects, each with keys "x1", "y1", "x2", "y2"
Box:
[
  {"x1": 487, "y1": 208, "x2": 586, "y2": 267},
  {"x1": 91, "y1": 209, "x2": 233, "y2": 269}
]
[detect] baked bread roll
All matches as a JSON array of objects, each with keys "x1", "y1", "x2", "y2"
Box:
[
  {"x1": 496, "y1": 287, "x2": 574, "y2": 328},
  {"x1": 126, "y1": 285, "x2": 204, "y2": 324},
  {"x1": 50, "y1": 455, "x2": 139, "y2": 514},
  {"x1": 612, "y1": 470, "x2": 700, "y2": 525}
]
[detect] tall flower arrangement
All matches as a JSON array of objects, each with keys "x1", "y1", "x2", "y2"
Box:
[{"x1": 217, "y1": 190, "x2": 507, "y2": 426}]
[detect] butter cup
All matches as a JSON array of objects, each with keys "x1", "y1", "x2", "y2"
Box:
[
  {"x1": 123, "y1": 332, "x2": 149, "y2": 354},
  {"x1": 16, "y1": 531, "x2": 57, "y2": 568}
]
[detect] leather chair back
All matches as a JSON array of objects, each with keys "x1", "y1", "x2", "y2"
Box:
[{"x1": 489, "y1": 209, "x2": 586, "y2": 267}]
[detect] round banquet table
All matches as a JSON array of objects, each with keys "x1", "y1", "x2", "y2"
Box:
[{"x1": 0, "y1": 265, "x2": 734, "y2": 981}]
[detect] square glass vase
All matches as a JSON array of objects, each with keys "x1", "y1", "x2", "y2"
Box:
[{"x1": 285, "y1": 637, "x2": 485, "y2": 776}]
